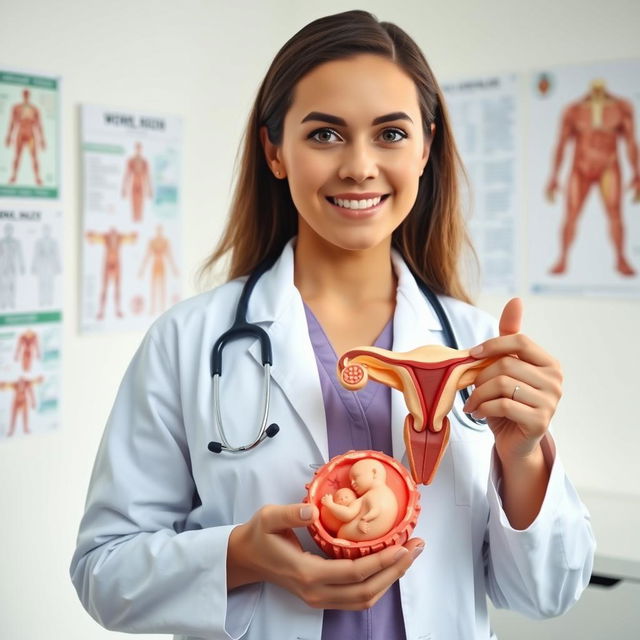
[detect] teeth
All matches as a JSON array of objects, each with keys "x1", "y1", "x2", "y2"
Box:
[{"x1": 332, "y1": 196, "x2": 382, "y2": 209}]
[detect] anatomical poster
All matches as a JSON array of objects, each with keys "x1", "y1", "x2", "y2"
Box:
[
  {"x1": 528, "y1": 59, "x2": 640, "y2": 297},
  {"x1": 0, "y1": 69, "x2": 61, "y2": 199},
  {"x1": 0, "y1": 205, "x2": 63, "y2": 441},
  {"x1": 81, "y1": 105, "x2": 183, "y2": 333},
  {"x1": 442, "y1": 74, "x2": 521, "y2": 295}
]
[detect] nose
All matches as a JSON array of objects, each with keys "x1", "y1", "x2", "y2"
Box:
[{"x1": 338, "y1": 139, "x2": 379, "y2": 183}]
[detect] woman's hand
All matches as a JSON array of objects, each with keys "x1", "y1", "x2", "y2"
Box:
[
  {"x1": 463, "y1": 298, "x2": 562, "y2": 464},
  {"x1": 462, "y1": 298, "x2": 563, "y2": 528},
  {"x1": 227, "y1": 502, "x2": 424, "y2": 610}
]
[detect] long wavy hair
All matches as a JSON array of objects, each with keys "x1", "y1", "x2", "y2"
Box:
[{"x1": 199, "y1": 10, "x2": 475, "y2": 302}]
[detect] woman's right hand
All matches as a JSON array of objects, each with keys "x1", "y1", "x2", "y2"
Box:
[{"x1": 227, "y1": 503, "x2": 424, "y2": 611}]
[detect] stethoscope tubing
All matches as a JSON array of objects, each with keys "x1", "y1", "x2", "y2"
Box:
[{"x1": 211, "y1": 363, "x2": 274, "y2": 452}]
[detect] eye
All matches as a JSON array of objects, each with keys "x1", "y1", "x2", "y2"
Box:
[
  {"x1": 379, "y1": 128, "x2": 408, "y2": 143},
  {"x1": 308, "y1": 127, "x2": 342, "y2": 144}
]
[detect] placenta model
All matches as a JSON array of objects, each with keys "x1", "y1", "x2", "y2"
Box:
[
  {"x1": 337, "y1": 344, "x2": 495, "y2": 485},
  {"x1": 321, "y1": 459, "x2": 398, "y2": 542}
]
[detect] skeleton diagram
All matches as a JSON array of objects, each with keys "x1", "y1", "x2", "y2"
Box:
[
  {"x1": 0, "y1": 224, "x2": 25, "y2": 309},
  {"x1": 31, "y1": 224, "x2": 61, "y2": 307}
]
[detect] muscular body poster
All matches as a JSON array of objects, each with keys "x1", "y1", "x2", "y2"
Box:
[
  {"x1": 442, "y1": 74, "x2": 521, "y2": 295},
  {"x1": 0, "y1": 69, "x2": 61, "y2": 199},
  {"x1": 528, "y1": 59, "x2": 640, "y2": 297},
  {"x1": 81, "y1": 105, "x2": 183, "y2": 333},
  {"x1": 0, "y1": 206, "x2": 62, "y2": 441}
]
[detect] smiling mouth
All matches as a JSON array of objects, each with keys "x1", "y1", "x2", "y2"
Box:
[{"x1": 327, "y1": 194, "x2": 390, "y2": 210}]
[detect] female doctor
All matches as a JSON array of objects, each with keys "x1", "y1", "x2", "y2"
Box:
[{"x1": 70, "y1": 10, "x2": 595, "y2": 640}]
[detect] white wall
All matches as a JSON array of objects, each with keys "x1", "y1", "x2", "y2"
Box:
[{"x1": 0, "y1": 1, "x2": 638, "y2": 638}]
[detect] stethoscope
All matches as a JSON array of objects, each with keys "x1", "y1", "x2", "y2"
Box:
[{"x1": 207, "y1": 260, "x2": 488, "y2": 454}]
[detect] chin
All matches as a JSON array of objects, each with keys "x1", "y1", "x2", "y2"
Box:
[
  {"x1": 327, "y1": 230, "x2": 391, "y2": 253},
  {"x1": 298, "y1": 215, "x2": 396, "y2": 254}
]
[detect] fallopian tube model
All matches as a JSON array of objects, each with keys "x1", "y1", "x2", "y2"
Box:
[{"x1": 337, "y1": 345, "x2": 496, "y2": 485}]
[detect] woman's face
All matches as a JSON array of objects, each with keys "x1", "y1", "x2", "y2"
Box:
[{"x1": 271, "y1": 54, "x2": 432, "y2": 253}]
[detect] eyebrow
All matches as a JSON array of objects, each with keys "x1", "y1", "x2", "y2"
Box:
[{"x1": 300, "y1": 111, "x2": 413, "y2": 126}]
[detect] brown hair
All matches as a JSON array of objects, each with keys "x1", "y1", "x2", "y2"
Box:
[{"x1": 199, "y1": 10, "x2": 475, "y2": 302}]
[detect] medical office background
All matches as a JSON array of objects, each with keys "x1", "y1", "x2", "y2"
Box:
[{"x1": 1, "y1": 0, "x2": 639, "y2": 638}]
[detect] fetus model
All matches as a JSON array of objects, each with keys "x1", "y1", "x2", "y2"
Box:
[
  {"x1": 337, "y1": 344, "x2": 497, "y2": 485},
  {"x1": 306, "y1": 450, "x2": 420, "y2": 559},
  {"x1": 320, "y1": 487, "x2": 357, "y2": 536},
  {"x1": 322, "y1": 459, "x2": 398, "y2": 542}
]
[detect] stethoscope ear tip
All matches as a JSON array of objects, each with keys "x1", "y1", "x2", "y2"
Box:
[{"x1": 266, "y1": 423, "x2": 280, "y2": 438}]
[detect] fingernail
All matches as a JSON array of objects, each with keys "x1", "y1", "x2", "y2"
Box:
[
  {"x1": 300, "y1": 505, "x2": 313, "y2": 520},
  {"x1": 412, "y1": 545, "x2": 425, "y2": 559},
  {"x1": 393, "y1": 548, "x2": 409, "y2": 562},
  {"x1": 470, "y1": 345, "x2": 483, "y2": 357}
]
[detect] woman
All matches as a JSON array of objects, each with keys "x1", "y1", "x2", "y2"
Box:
[{"x1": 71, "y1": 11, "x2": 595, "y2": 640}]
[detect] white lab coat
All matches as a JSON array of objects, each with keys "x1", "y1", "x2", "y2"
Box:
[{"x1": 70, "y1": 240, "x2": 595, "y2": 640}]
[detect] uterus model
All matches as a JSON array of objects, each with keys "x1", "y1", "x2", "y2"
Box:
[{"x1": 337, "y1": 345, "x2": 496, "y2": 485}]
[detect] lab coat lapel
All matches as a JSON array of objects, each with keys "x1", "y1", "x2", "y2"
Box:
[
  {"x1": 244, "y1": 243, "x2": 445, "y2": 464},
  {"x1": 390, "y1": 251, "x2": 443, "y2": 462},
  {"x1": 247, "y1": 241, "x2": 329, "y2": 461}
]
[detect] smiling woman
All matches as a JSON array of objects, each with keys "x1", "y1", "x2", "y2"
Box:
[
  {"x1": 262, "y1": 55, "x2": 431, "y2": 256},
  {"x1": 202, "y1": 11, "x2": 471, "y2": 305},
  {"x1": 70, "y1": 9, "x2": 595, "y2": 640}
]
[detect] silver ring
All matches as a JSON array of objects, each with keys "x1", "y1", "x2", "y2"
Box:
[{"x1": 511, "y1": 385, "x2": 520, "y2": 401}]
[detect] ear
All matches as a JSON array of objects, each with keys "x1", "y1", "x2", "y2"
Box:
[
  {"x1": 260, "y1": 126, "x2": 287, "y2": 179},
  {"x1": 420, "y1": 123, "x2": 436, "y2": 176}
]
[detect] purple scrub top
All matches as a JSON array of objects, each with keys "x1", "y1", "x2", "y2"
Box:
[{"x1": 303, "y1": 304, "x2": 407, "y2": 640}]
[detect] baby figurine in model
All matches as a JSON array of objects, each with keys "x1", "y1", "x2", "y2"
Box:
[
  {"x1": 320, "y1": 487, "x2": 358, "y2": 536},
  {"x1": 321, "y1": 459, "x2": 398, "y2": 542}
]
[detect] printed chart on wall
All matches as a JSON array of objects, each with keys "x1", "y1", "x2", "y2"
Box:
[
  {"x1": 0, "y1": 69, "x2": 61, "y2": 199},
  {"x1": 0, "y1": 206, "x2": 63, "y2": 441},
  {"x1": 528, "y1": 59, "x2": 640, "y2": 297},
  {"x1": 443, "y1": 74, "x2": 522, "y2": 295},
  {"x1": 81, "y1": 105, "x2": 183, "y2": 333}
]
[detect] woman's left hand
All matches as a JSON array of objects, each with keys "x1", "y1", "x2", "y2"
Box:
[{"x1": 462, "y1": 298, "x2": 563, "y2": 466}]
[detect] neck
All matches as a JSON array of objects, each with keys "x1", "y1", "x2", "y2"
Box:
[{"x1": 293, "y1": 230, "x2": 395, "y2": 308}]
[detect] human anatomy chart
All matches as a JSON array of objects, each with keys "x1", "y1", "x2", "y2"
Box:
[
  {"x1": 0, "y1": 69, "x2": 61, "y2": 199},
  {"x1": 81, "y1": 105, "x2": 183, "y2": 332},
  {"x1": 528, "y1": 59, "x2": 640, "y2": 297},
  {"x1": 0, "y1": 206, "x2": 62, "y2": 440}
]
